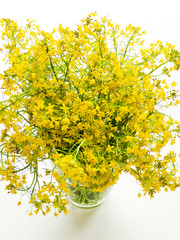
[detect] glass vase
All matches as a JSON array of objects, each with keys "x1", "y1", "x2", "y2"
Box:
[{"x1": 66, "y1": 178, "x2": 112, "y2": 208}]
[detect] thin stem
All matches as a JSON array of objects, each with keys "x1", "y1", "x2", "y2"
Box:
[
  {"x1": 13, "y1": 162, "x2": 31, "y2": 173},
  {"x1": 0, "y1": 92, "x2": 28, "y2": 114},
  {"x1": 74, "y1": 139, "x2": 86, "y2": 157},
  {"x1": 98, "y1": 39, "x2": 103, "y2": 58},
  {"x1": 17, "y1": 170, "x2": 36, "y2": 192},
  {"x1": 17, "y1": 111, "x2": 30, "y2": 124},
  {"x1": 123, "y1": 31, "x2": 136, "y2": 59},
  {"x1": 63, "y1": 57, "x2": 72, "y2": 82},
  {"x1": 148, "y1": 59, "x2": 170, "y2": 75},
  {"x1": 31, "y1": 167, "x2": 38, "y2": 197},
  {"x1": 46, "y1": 44, "x2": 58, "y2": 81}
]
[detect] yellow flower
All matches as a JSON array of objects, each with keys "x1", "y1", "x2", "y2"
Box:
[
  {"x1": 171, "y1": 81, "x2": 178, "y2": 87},
  {"x1": 0, "y1": 12, "x2": 180, "y2": 217}
]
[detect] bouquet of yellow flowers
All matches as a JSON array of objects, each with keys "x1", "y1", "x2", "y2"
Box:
[{"x1": 0, "y1": 12, "x2": 180, "y2": 216}]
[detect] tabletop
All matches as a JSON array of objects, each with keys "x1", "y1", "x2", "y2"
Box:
[{"x1": 1, "y1": 172, "x2": 180, "y2": 240}]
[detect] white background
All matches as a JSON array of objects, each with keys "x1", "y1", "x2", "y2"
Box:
[{"x1": 0, "y1": 0, "x2": 180, "y2": 239}]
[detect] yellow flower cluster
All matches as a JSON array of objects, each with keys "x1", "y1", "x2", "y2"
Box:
[{"x1": 0, "y1": 12, "x2": 180, "y2": 215}]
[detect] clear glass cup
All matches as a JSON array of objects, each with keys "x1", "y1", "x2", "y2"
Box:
[{"x1": 66, "y1": 178, "x2": 112, "y2": 208}]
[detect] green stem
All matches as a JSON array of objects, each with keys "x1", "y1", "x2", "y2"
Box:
[
  {"x1": 45, "y1": 43, "x2": 58, "y2": 81},
  {"x1": 98, "y1": 39, "x2": 103, "y2": 58},
  {"x1": 0, "y1": 92, "x2": 28, "y2": 114},
  {"x1": 17, "y1": 111, "x2": 30, "y2": 124},
  {"x1": 148, "y1": 59, "x2": 171, "y2": 75},
  {"x1": 13, "y1": 162, "x2": 31, "y2": 173},
  {"x1": 74, "y1": 139, "x2": 86, "y2": 157},
  {"x1": 123, "y1": 31, "x2": 136, "y2": 59},
  {"x1": 61, "y1": 55, "x2": 72, "y2": 82}
]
